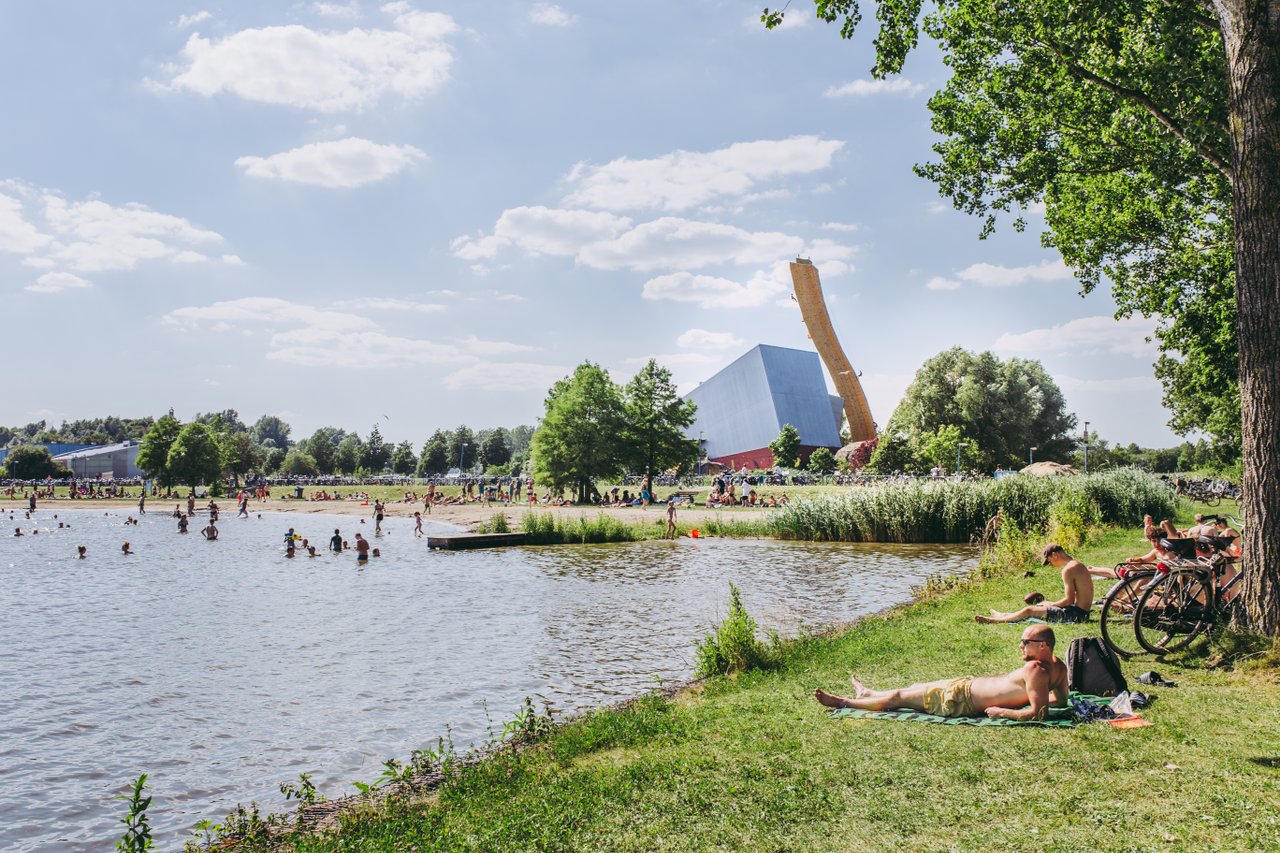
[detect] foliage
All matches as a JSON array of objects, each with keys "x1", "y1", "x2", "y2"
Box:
[
  {"x1": 913, "y1": 424, "x2": 964, "y2": 472},
  {"x1": 447, "y1": 425, "x2": 477, "y2": 472},
  {"x1": 768, "y1": 424, "x2": 801, "y2": 468},
  {"x1": 864, "y1": 432, "x2": 917, "y2": 474},
  {"x1": 886, "y1": 348, "x2": 1076, "y2": 469},
  {"x1": 418, "y1": 430, "x2": 450, "y2": 476},
  {"x1": 252, "y1": 415, "x2": 292, "y2": 450},
  {"x1": 167, "y1": 422, "x2": 223, "y2": 491},
  {"x1": 302, "y1": 427, "x2": 346, "y2": 474},
  {"x1": 334, "y1": 434, "x2": 363, "y2": 476},
  {"x1": 530, "y1": 363, "x2": 628, "y2": 501},
  {"x1": 2, "y1": 415, "x2": 154, "y2": 447},
  {"x1": 2, "y1": 445, "x2": 70, "y2": 479},
  {"x1": 475, "y1": 512, "x2": 511, "y2": 535},
  {"x1": 219, "y1": 431, "x2": 262, "y2": 485},
  {"x1": 622, "y1": 359, "x2": 698, "y2": 476},
  {"x1": 280, "y1": 773, "x2": 324, "y2": 806},
  {"x1": 478, "y1": 428, "x2": 512, "y2": 470},
  {"x1": 136, "y1": 411, "x2": 182, "y2": 489},
  {"x1": 361, "y1": 424, "x2": 391, "y2": 472},
  {"x1": 807, "y1": 446, "x2": 835, "y2": 474},
  {"x1": 391, "y1": 440, "x2": 418, "y2": 476},
  {"x1": 694, "y1": 583, "x2": 773, "y2": 678},
  {"x1": 115, "y1": 774, "x2": 154, "y2": 852},
  {"x1": 281, "y1": 449, "x2": 319, "y2": 477}
]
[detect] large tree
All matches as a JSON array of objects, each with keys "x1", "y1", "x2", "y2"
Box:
[
  {"x1": 361, "y1": 424, "x2": 392, "y2": 473},
  {"x1": 768, "y1": 0, "x2": 1280, "y2": 631},
  {"x1": 2, "y1": 445, "x2": 69, "y2": 479},
  {"x1": 530, "y1": 362, "x2": 628, "y2": 501},
  {"x1": 167, "y1": 422, "x2": 223, "y2": 493},
  {"x1": 334, "y1": 434, "x2": 363, "y2": 476},
  {"x1": 390, "y1": 440, "x2": 418, "y2": 476},
  {"x1": 252, "y1": 415, "x2": 292, "y2": 450},
  {"x1": 887, "y1": 348, "x2": 1077, "y2": 469},
  {"x1": 622, "y1": 359, "x2": 698, "y2": 477},
  {"x1": 478, "y1": 427, "x2": 513, "y2": 470},
  {"x1": 418, "y1": 430, "x2": 450, "y2": 476},
  {"x1": 447, "y1": 426, "x2": 477, "y2": 473},
  {"x1": 137, "y1": 411, "x2": 183, "y2": 490},
  {"x1": 302, "y1": 427, "x2": 345, "y2": 474},
  {"x1": 220, "y1": 431, "x2": 262, "y2": 486}
]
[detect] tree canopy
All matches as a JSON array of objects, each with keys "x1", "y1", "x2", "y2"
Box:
[
  {"x1": 768, "y1": 0, "x2": 1280, "y2": 633},
  {"x1": 622, "y1": 360, "x2": 698, "y2": 477},
  {"x1": 769, "y1": 424, "x2": 801, "y2": 469},
  {"x1": 2, "y1": 445, "x2": 70, "y2": 479},
  {"x1": 531, "y1": 362, "x2": 629, "y2": 501},
  {"x1": 167, "y1": 422, "x2": 223, "y2": 492},
  {"x1": 137, "y1": 412, "x2": 183, "y2": 490}
]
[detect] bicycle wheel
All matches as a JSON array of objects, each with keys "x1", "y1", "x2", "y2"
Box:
[
  {"x1": 1099, "y1": 574, "x2": 1150, "y2": 658},
  {"x1": 1134, "y1": 572, "x2": 1214, "y2": 654},
  {"x1": 1203, "y1": 491, "x2": 1222, "y2": 507}
]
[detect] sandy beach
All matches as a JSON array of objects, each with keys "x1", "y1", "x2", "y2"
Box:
[{"x1": 0, "y1": 497, "x2": 751, "y2": 532}]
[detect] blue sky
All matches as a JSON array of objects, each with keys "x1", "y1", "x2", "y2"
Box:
[{"x1": 0, "y1": 1, "x2": 1179, "y2": 448}]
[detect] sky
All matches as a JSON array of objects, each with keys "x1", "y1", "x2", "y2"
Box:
[{"x1": 0, "y1": 1, "x2": 1182, "y2": 449}]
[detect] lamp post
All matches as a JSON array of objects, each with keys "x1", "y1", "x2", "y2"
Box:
[
  {"x1": 956, "y1": 441, "x2": 969, "y2": 475},
  {"x1": 459, "y1": 442, "x2": 469, "y2": 473},
  {"x1": 698, "y1": 431, "x2": 705, "y2": 476},
  {"x1": 1083, "y1": 422, "x2": 1090, "y2": 474},
  {"x1": 1029, "y1": 446, "x2": 1038, "y2": 465}
]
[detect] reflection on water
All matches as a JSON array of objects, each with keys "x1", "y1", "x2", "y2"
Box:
[{"x1": 0, "y1": 508, "x2": 973, "y2": 850}]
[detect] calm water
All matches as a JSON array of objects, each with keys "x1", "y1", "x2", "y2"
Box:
[{"x1": 0, "y1": 507, "x2": 973, "y2": 850}]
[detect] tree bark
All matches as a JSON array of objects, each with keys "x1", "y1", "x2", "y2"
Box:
[{"x1": 1219, "y1": 0, "x2": 1280, "y2": 633}]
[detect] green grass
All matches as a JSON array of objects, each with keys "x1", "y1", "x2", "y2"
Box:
[{"x1": 232, "y1": 500, "x2": 1280, "y2": 852}]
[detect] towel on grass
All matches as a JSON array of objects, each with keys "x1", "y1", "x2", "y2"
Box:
[{"x1": 828, "y1": 693, "x2": 1120, "y2": 728}]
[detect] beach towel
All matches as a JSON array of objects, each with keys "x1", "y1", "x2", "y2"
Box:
[{"x1": 827, "y1": 693, "x2": 1124, "y2": 728}]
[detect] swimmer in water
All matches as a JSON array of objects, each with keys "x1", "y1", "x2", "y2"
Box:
[
  {"x1": 122, "y1": 541, "x2": 133, "y2": 555},
  {"x1": 77, "y1": 545, "x2": 87, "y2": 559},
  {"x1": 14, "y1": 528, "x2": 22, "y2": 537},
  {"x1": 307, "y1": 545, "x2": 318, "y2": 557}
]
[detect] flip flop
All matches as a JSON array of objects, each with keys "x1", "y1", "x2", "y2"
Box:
[{"x1": 1137, "y1": 671, "x2": 1177, "y2": 687}]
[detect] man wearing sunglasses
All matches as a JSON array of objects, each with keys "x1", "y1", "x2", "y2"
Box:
[{"x1": 813, "y1": 625, "x2": 1069, "y2": 720}]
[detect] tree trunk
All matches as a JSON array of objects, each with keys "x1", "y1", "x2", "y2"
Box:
[{"x1": 1221, "y1": 0, "x2": 1280, "y2": 634}]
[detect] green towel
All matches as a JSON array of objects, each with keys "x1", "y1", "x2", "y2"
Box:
[{"x1": 827, "y1": 693, "x2": 1111, "y2": 728}]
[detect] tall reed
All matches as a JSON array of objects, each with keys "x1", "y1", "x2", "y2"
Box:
[
  {"x1": 520, "y1": 512, "x2": 639, "y2": 545},
  {"x1": 768, "y1": 469, "x2": 1176, "y2": 544}
]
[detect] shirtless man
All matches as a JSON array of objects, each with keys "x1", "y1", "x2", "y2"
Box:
[
  {"x1": 814, "y1": 625, "x2": 1069, "y2": 721},
  {"x1": 354, "y1": 532, "x2": 370, "y2": 563},
  {"x1": 665, "y1": 498, "x2": 677, "y2": 539},
  {"x1": 975, "y1": 543, "x2": 1093, "y2": 624},
  {"x1": 202, "y1": 522, "x2": 219, "y2": 540}
]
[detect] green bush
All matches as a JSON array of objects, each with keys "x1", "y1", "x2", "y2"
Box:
[
  {"x1": 519, "y1": 512, "x2": 637, "y2": 545},
  {"x1": 694, "y1": 583, "x2": 772, "y2": 678}
]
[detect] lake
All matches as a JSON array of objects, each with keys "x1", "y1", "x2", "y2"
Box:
[{"x1": 0, "y1": 506, "x2": 974, "y2": 850}]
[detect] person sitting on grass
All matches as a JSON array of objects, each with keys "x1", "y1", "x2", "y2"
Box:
[
  {"x1": 975, "y1": 543, "x2": 1093, "y2": 624},
  {"x1": 813, "y1": 625, "x2": 1069, "y2": 720}
]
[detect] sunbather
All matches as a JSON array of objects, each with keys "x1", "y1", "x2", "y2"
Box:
[
  {"x1": 975, "y1": 544, "x2": 1094, "y2": 624},
  {"x1": 813, "y1": 625, "x2": 1068, "y2": 720}
]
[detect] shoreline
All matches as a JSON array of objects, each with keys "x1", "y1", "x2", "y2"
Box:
[{"x1": 0, "y1": 497, "x2": 774, "y2": 534}]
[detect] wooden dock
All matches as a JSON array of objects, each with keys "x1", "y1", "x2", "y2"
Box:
[{"x1": 427, "y1": 532, "x2": 528, "y2": 550}]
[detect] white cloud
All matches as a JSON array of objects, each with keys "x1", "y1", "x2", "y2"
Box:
[
  {"x1": 957, "y1": 258, "x2": 1071, "y2": 287},
  {"x1": 820, "y1": 221, "x2": 858, "y2": 233},
  {"x1": 236, "y1": 138, "x2": 426, "y2": 188},
  {"x1": 925, "y1": 276, "x2": 961, "y2": 291},
  {"x1": 677, "y1": 329, "x2": 744, "y2": 350},
  {"x1": 0, "y1": 192, "x2": 51, "y2": 253},
  {"x1": 926, "y1": 200, "x2": 950, "y2": 214},
  {"x1": 222, "y1": 254, "x2": 246, "y2": 266},
  {"x1": 25, "y1": 272, "x2": 91, "y2": 294},
  {"x1": 641, "y1": 265, "x2": 789, "y2": 309},
  {"x1": 461, "y1": 336, "x2": 540, "y2": 355},
  {"x1": 38, "y1": 193, "x2": 223, "y2": 272},
  {"x1": 530, "y1": 3, "x2": 577, "y2": 26},
  {"x1": 993, "y1": 315, "x2": 1157, "y2": 358},
  {"x1": 334, "y1": 297, "x2": 445, "y2": 313},
  {"x1": 177, "y1": 11, "x2": 213, "y2": 29},
  {"x1": 451, "y1": 206, "x2": 632, "y2": 260},
  {"x1": 313, "y1": 2, "x2": 360, "y2": 18},
  {"x1": 442, "y1": 361, "x2": 566, "y2": 392},
  {"x1": 267, "y1": 327, "x2": 466, "y2": 368},
  {"x1": 563, "y1": 136, "x2": 844, "y2": 212},
  {"x1": 579, "y1": 218, "x2": 802, "y2": 271},
  {"x1": 824, "y1": 78, "x2": 925, "y2": 98},
  {"x1": 165, "y1": 297, "x2": 372, "y2": 333},
  {"x1": 1055, "y1": 375, "x2": 1157, "y2": 392},
  {"x1": 157, "y1": 4, "x2": 459, "y2": 112}
]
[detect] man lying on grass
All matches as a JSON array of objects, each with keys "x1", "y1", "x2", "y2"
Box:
[
  {"x1": 974, "y1": 543, "x2": 1094, "y2": 624},
  {"x1": 814, "y1": 625, "x2": 1069, "y2": 721}
]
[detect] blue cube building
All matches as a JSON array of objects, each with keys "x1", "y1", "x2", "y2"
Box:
[{"x1": 684, "y1": 344, "x2": 843, "y2": 469}]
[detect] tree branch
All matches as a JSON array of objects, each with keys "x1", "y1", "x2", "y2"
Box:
[{"x1": 1036, "y1": 41, "x2": 1234, "y2": 181}]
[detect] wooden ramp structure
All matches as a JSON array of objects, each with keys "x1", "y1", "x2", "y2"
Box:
[
  {"x1": 427, "y1": 532, "x2": 527, "y2": 550},
  {"x1": 789, "y1": 259, "x2": 877, "y2": 443}
]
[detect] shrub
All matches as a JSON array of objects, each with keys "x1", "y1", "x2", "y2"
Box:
[
  {"x1": 519, "y1": 512, "x2": 637, "y2": 545},
  {"x1": 694, "y1": 583, "x2": 772, "y2": 678}
]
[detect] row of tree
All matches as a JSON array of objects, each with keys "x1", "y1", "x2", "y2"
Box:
[{"x1": 530, "y1": 360, "x2": 697, "y2": 501}]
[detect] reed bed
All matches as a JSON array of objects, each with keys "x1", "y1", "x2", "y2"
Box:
[
  {"x1": 519, "y1": 511, "x2": 639, "y2": 545},
  {"x1": 768, "y1": 468, "x2": 1177, "y2": 544}
]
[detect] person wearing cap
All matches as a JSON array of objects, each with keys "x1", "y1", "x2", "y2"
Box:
[{"x1": 975, "y1": 544, "x2": 1094, "y2": 624}]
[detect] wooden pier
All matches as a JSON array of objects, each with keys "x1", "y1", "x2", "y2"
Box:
[{"x1": 427, "y1": 532, "x2": 528, "y2": 550}]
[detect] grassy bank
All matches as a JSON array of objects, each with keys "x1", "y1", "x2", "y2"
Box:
[{"x1": 203, "y1": 502, "x2": 1278, "y2": 851}]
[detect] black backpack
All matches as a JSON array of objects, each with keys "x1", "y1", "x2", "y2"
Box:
[{"x1": 1066, "y1": 637, "x2": 1128, "y2": 696}]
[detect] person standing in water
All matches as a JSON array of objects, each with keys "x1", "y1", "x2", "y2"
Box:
[
  {"x1": 413, "y1": 512, "x2": 424, "y2": 537},
  {"x1": 202, "y1": 521, "x2": 219, "y2": 540},
  {"x1": 329, "y1": 528, "x2": 343, "y2": 553}
]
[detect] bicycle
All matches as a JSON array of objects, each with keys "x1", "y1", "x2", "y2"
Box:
[
  {"x1": 1098, "y1": 564, "x2": 1162, "y2": 658},
  {"x1": 1130, "y1": 536, "x2": 1243, "y2": 654}
]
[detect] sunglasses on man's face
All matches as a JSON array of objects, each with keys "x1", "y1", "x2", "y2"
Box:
[{"x1": 1018, "y1": 639, "x2": 1046, "y2": 647}]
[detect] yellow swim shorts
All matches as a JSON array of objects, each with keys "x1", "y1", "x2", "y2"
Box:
[{"x1": 922, "y1": 677, "x2": 976, "y2": 717}]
